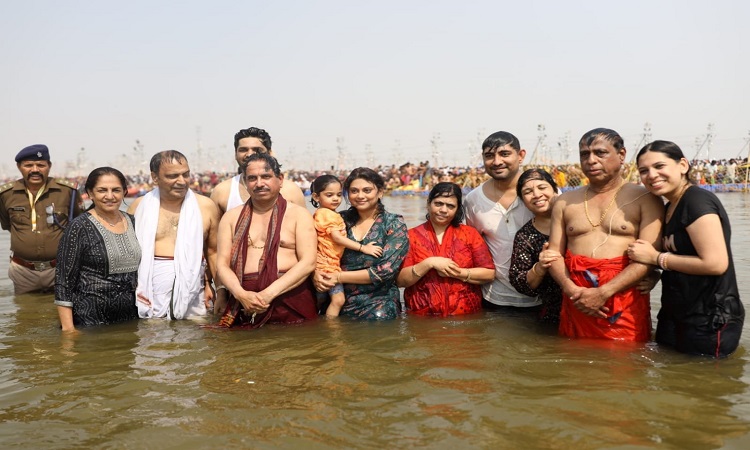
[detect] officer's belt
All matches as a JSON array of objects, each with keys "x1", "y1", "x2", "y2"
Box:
[{"x1": 11, "y1": 256, "x2": 57, "y2": 271}]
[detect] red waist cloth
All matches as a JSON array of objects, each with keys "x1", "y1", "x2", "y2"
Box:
[
  {"x1": 220, "y1": 273, "x2": 317, "y2": 329},
  {"x1": 559, "y1": 251, "x2": 651, "y2": 342}
]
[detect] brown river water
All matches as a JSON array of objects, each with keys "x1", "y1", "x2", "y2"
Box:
[{"x1": 1, "y1": 193, "x2": 749, "y2": 449}]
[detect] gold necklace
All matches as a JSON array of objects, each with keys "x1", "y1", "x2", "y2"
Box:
[
  {"x1": 583, "y1": 180, "x2": 625, "y2": 228},
  {"x1": 665, "y1": 183, "x2": 690, "y2": 222},
  {"x1": 247, "y1": 234, "x2": 265, "y2": 249}
]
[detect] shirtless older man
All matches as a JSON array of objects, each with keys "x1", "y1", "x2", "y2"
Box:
[
  {"x1": 215, "y1": 152, "x2": 317, "y2": 328},
  {"x1": 128, "y1": 150, "x2": 221, "y2": 319},
  {"x1": 548, "y1": 128, "x2": 664, "y2": 341},
  {"x1": 210, "y1": 127, "x2": 306, "y2": 213}
]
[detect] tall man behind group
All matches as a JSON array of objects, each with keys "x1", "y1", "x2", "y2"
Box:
[
  {"x1": 547, "y1": 128, "x2": 664, "y2": 341},
  {"x1": 0, "y1": 145, "x2": 81, "y2": 294},
  {"x1": 211, "y1": 127, "x2": 306, "y2": 213},
  {"x1": 128, "y1": 150, "x2": 221, "y2": 319},
  {"x1": 464, "y1": 131, "x2": 539, "y2": 312}
]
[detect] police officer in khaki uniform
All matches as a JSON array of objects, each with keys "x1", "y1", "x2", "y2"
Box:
[{"x1": 0, "y1": 144, "x2": 82, "y2": 294}]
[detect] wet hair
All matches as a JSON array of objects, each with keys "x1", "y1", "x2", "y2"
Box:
[
  {"x1": 234, "y1": 127, "x2": 272, "y2": 151},
  {"x1": 149, "y1": 150, "x2": 188, "y2": 174},
  {"x1": 516, "y1": 168, "x2": 558, "y2": 198},
  {"x1": 310, "y1": 174, "x2": 341, "y2": 208},
  {"x1": 482, "y1": 131, "x2": 521, "y2": 152},
  {"x1": 426, "y1": 182, "x2": 464, "y2": 227},
  {"x1": 579, "y1": 128, "x2": 624, "y2": 151},
  {"x1": 636, "y1": 140, "x2": 691, "y2": 180},
  {"x1": 341, "y1": 167, "x2": 386, "y2": 226},
  {"x1": 241, "y1": 152, "x2": 282, "y2": 177},
  {"x1": 84, "y1": 167, "x2": 128, "y2": 211}
]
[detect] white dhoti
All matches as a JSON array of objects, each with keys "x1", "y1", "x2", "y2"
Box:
[{"x1": 143, "y1": 258, "x2": 207, "y2": 319}]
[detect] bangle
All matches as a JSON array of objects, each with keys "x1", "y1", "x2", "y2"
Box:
[
  {"x1": 359, "y1": 243, "x2": 363, "y2": 252},
  {"x1": 532, "y1": 263, "x2": 542, "y2": 277},
  {"x1": 336, "y1": 272, "x2": 342, "y2": 284},
  {"x1": 411, "y1": 265, "x2": 421, "y2": 278},
  {"x1": 657, "y1": 252, "x2": 670, "y2": 271},
  {"x1": 464, "y1": 269, "x2": 472, "y2": 282}
]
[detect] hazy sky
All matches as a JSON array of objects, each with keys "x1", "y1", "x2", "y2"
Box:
[{"x1": 2, "y1": 0, "x2": 748, "y2": 177}]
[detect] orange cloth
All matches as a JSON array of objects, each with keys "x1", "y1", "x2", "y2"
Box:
[
  {"x1": 559, "y1": 251, "x2": 651, "y2": 342},
  {"x1": 314, "y1": 208, "x2": 346, "y2": 272}
]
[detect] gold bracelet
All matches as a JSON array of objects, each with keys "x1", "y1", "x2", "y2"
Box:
[
  {"x1": 411, "y1": 265, "x2": 421, "y2": 278},
  {"x1": 464, "y1": 269, "x2": 472, "y2": 282},
  {"x1": 532, "y1": 263, "x2": 542, "y2": 276}
]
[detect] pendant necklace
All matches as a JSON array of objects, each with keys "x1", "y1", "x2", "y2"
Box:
[
  {"x1": 494, "y1": 182, "x2": 516, "y2": 223},
  {"x1": 96, "y1": 210, "x2": 121, "y2": 227}
]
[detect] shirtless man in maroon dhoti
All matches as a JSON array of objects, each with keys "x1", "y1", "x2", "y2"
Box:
[{"x1": 215, "y1": 152, "x2": 317, "y2": 328}]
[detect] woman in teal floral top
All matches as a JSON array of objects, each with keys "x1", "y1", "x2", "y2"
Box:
[{"x1": 313, "y1": 168, "x2": 409, "y2": 320}]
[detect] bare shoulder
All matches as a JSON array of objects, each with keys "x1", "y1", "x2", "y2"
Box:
[
  {"x1": 557, "y1": 187, "x2": 583, "y2": 205},
  {"x1": 196, "y1": 193, "x2": 220, "y2": 211},
  {"x1": 623, "y1": 183, "x2": 664, "y2": 211},
  {"x1": 127, "y1": 196, "x2": 143, "y2": 214},
  {"x1": 219, "y1": 205, "x2": 241, "y2": 228},
  {"x1": 281, "y1": 179, "x2": 306, "y2": 207},
  {"x1": 210, "y1": 179, "x2": 231, "y2": 207},
  {"x1": 286, "y1": 203, "x2": 314, "y2": 225}
]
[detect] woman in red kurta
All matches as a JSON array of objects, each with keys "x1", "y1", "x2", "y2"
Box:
[{"x1": 397, "y1": 182, "x2": 495, "y2": 316}]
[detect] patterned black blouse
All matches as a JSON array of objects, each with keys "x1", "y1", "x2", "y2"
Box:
[
  {"x1": 54, "y1": 212, "x2": 140, "y2": 327},
  {"x1": 508, "y1": 219, "x2": 562, "y2": 323}
]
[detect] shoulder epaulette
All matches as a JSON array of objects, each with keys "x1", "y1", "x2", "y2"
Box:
[
  {"x1": 53, "y1": 178, "x2": 78, "y2": 190},
  {"x1": 0, "y1": 182, "x2": 14, "y2": 195}
]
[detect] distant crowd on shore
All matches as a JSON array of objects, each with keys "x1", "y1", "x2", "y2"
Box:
[{"x1": 4, "y1": 156, "x2": 746, "y2": 199}]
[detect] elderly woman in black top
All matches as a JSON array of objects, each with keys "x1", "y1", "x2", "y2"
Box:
[{"x1": 55, "y1": 167, "x2": 141, "y2": 331}]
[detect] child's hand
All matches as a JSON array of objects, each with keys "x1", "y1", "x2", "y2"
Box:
[{"x1": 361, "y1": 243, "x2": 383, "y2": 257}]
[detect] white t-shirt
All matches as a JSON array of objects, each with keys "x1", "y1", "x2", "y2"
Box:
[{"x1": 464, "y1": 183, "x2": 539, "y2": 307}]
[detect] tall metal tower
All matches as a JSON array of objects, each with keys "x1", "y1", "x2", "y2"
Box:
[
  {"x1": 430, "y1": 133, "x2": 442, "y2": 169},
  {"x1": 195, "y1": 126, "x2": 203, "y2": 171},
  {"x1": 335, "y1": 137, "x2": 347, "y2": 171},
  {"x1": 133, "y1": 140, "x2": 145, "y2": 175},
  {"x1": 628, "y1": 122, "x2": 652, "y2": 163},
  {"x1": 557, "y1": 131, "x2": 571, "y2": 163},
  {"x1": 529, "y1": 124, "x2": 547, "y2": 165},
  {"x1": 705, "y1": 123, "x2": 715, "y2": 161},
  {"x1": 690, "y1": 123, "x2": 715, "y2": 161}
]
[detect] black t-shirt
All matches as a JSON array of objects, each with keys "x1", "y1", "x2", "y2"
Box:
[{"x1": 659, "y1": 186, "x2": 742, "y2": 327}]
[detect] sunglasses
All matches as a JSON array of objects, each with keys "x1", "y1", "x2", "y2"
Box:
[{"x1": 45, "y1": 203, "x2": 64, "y2": 227}]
